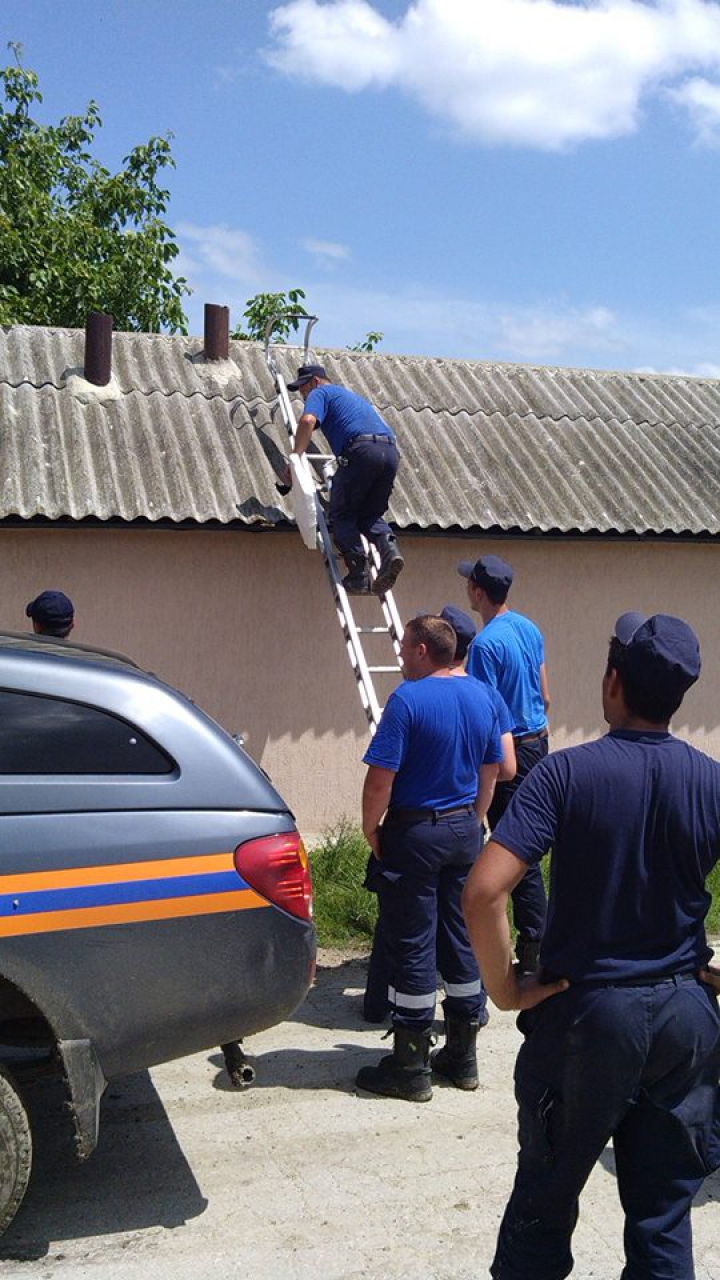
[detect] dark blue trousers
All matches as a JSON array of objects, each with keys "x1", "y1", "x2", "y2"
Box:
[
  {"x1": 491, "y1": 977, "x2": 720, "y2": 1279},
  {"x1": 329, "y1": 437, "x2": 399, "y2": 557},
  {"x1": 369, "y1": 809, "x2": 486, "y2": 1029},
  {"x1": 488, "y1": 735, "x2": 548, "y2": 944}
]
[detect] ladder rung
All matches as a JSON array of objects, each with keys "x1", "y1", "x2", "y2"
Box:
[
  {"x1": 368, "y1": 665, "x2": 402, "y2": 673},
  {"x1": 357, "y1": 626, "x2": 392, "y2": 634}
]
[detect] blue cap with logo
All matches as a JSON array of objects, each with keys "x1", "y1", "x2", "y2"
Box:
[
  {"x1": 440, "y1": 605, "x2": 477, "y2": 660},
  {"x1": 614, "y1": 612, "x2": 701, "y2": 697}
]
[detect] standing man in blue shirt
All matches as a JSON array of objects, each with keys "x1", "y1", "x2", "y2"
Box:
[
  {"x1": 285, "y1": 364, "x2": 403, "y2": 595},
  {"x1": 356, "y1": 614, "x2": 502, "y2": 1102},
  {"x1": 459, "y1": 554, "x2": 550, "y2": 973},
  {"x1": 463, "y1": 612, "x2": 720, "y2": 1280}
]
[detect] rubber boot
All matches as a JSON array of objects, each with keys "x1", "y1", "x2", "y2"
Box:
[
  {"x1": 515, "y1": 936, "x2": 542, "y2": 976},
  {"x1": 372, "y1": 533, "x2": 405, "y2": 595},
  {"x1": 342, "y1": 553, "x2": 370, "y2": 595},
  {"x1": 356, "y1": 1025, "x2": 433, "y2": 1102},
  {"x1": 430, "y1": 1008, "x2": 480, "y2": 1091}
]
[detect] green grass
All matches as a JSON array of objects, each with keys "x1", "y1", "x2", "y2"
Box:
[
  {"x1": 309, "y1": 818, "x2": 378, "y2": 946},
  {"x1": 309, "y1": 820, "x2": 720, "y2": 948}
]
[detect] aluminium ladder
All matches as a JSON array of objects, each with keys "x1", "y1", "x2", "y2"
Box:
[{"x1": 264, "y1": 315, "x2": 404, "y2": 732}]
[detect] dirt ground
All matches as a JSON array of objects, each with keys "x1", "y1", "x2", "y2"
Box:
[{"x1": 1, "y1": 953, "x2": 718, "y2": 1280}]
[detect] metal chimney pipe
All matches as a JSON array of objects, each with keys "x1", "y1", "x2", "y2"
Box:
[
  {"x1": 204, "y1": 303, "x2": 230, "y2": 361},
  {"x1": 84, "y1": 312, "x2": 113, "y2": 386}
]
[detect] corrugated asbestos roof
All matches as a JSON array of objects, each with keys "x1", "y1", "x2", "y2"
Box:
[{"x1": 2, "y1": 324, "x2": 720, "y2": 535}]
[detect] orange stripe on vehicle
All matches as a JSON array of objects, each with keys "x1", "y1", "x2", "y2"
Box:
[
  {"x1": 0, "y1": 888, "x2": 268, "y2": 937},
  {"x1": 0, "y1": 852, "x2": 236, "y2": 894}
]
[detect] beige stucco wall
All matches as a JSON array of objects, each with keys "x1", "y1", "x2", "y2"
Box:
[{"x1": 1, "y1": 527, "x2": 719, "y2": 837}]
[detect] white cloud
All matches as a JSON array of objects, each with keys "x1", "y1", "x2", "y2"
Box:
[
  {"x1": 265, "y1": 0, "x2": 720, "y2": 149},
  {"x1": 668, "y1": 76, "x2": 720, "y2": 144},
  {"x1": 177, "y1": 223, "x2": 266, "y2": 286},
  {"x1": 302, "y1": 237, "x2": 352, "y2": 265}
]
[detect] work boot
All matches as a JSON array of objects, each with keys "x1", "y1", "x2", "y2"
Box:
[
  {"x1": 430, "y1": 1008, "x2": 480, "y2": 1091},
  {"x1": 515, "y1": 936, "x2": 542, "y2": 976},
  {"x1": 341, "y1": 553, "x2": 370, "y2": 595},
  {"x1": 371, "y1": 533, "x2": 405, "y2": 595},
  {"x1": 356, "y1": 1025, "x2": 433, "y2": 1102}
]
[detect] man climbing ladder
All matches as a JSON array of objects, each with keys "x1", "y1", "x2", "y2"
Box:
[{"x1": 284, "y1": 363, "x2": 405, "y2": 595}]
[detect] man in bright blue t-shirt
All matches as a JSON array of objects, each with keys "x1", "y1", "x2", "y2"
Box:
[
  {"x1": 285, "y1": 364, "x2": 404, "y2": 596},
  {"x1": 356, "y1": 613, "x2": 502, "y2": 1103},
  {"x1": 463, "y1": 611, "x2": 720, "y2": 1280},
  {"x1": 459, "y1": 554, "x2": 549, "y2": 974}
]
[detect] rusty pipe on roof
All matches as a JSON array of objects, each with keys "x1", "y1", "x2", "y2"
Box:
[
  {"x1": 84, "y1": 312, "x2": 113, "y2": 387},
  {"x1": 204, "y1": 304, "x2": 230, "y2": 361}
]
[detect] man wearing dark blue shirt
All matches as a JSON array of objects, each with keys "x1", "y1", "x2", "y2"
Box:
[
  {"x1": 357, "y1": 614, "x2": 502, "y2": 1102},
  {"x1": 286, "y1": 364, "x2": 403, "y2": 595},
  {"x1": 463, "y1": 611, "x2": 720, "y2": 1280},
  {"x1": 459, "y1": 554, "x2": 549, "y2": 973}
]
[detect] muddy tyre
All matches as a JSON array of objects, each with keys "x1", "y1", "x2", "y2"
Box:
[{"x1": 0, "y1": 1064, "x2": 32, "y2": 1234}]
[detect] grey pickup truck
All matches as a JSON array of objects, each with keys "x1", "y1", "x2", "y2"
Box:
[{"x1": 0, "y1": 632, "x2": 315, "y2": 1232}]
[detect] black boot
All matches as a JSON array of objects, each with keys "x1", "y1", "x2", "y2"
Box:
[
  {"x1": 356, "y1": 1025, "x2": 433, "y2": 1102},
  {"x1": 371, "y1": 533, "x2": 405, "y2": 595},
  {"x1": 515, "y1": 936, "x2": 542, "y2": 976},
  {"x1": 341, "y1": 553, "x2": 370, "y2": 595},
  {"x1": 430, "y1": 1006, "x2": 480, "y2": 1091}
]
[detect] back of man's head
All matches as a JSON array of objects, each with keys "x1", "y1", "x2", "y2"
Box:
[
  {"x1": 607, "y1": 612, "x2": 700, "y2": 723},
  {"x1": 439, "y1": 604, "x2": 476, "y2": 662},
  {"x1": 457, "y1": 554, "x2": 513, "y2": 605},
  {"x1": 406, "y1": 615, "x2": 456, "y2": 666},
  {"x1": 26, "y1": 590, "x2": 75, "y2": 639}
]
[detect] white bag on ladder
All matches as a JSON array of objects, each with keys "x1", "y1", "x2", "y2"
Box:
[{"x1": 289, "y1": 454, "x2": 318, "y2": 550}]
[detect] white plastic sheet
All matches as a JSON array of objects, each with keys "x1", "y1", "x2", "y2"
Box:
[{"x1": 289, "y1": 454, "x2": 318, "y2": 550}]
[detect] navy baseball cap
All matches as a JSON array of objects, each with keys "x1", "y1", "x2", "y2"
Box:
[
  {"x1": 26, "y1": 590, "x2": 74, "y2": 627},
  {"x1": 440, "y1": 605, "x2": 477, "y2": 660},
  {"x1": 457, "y1": 555, "x2": 514, "y2": 592},
  {"x1": 287, "y1": 364, "x2": 327, "y2": 391},
  {"x1": 613, "y1": 612, "x2": 701, "y2": 696}
]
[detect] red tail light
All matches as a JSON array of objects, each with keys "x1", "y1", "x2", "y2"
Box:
[{"x1": 234, "y1": 831, "x2": 313, "y2": 921}]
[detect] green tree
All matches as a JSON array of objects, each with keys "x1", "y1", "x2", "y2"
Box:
[
  {"x1": 0, "y1": 45, "x2": 189, "y2": 332},
  {"x1": 348, "y1": 330, "x2": 384, "y2": 353},
  {"x1": 233, "y1": 288, "x2": 309, "y2": 342}
]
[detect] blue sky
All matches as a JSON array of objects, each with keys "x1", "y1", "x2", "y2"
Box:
[{"x1": 4, "y1": 0, "x2": 720, "y2": 373}]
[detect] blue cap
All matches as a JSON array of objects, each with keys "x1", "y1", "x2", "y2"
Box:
[
  {"x1": 614, "y1": 612, "x2": 701, "y2": 696},
  {"x1": 440, "y1": 605, "x2": 476, "y2": 660},
  {"x1": 457, "y1": 554, "x2": 513, "y2": 592},
  {"x1": 287, "y1": 364, "x2": 327, "y2": 391},
  {"x1": 26, "y1": 590, "x2": 74, "y2": 628}
]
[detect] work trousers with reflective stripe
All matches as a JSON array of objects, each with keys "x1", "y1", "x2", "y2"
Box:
[
  {"x1": 491, "y1": 977, "x2": 720, "y2": 1280},
  {"x1": 370, "y1": 809, "x2": 485, "y2": 1029}
]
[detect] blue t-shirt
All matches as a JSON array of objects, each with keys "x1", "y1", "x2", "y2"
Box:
[
  {"x1": 492, "y1": 729, "x2": 720, "y2": 981},
  {"x1": 364, "y1": 674, "x2": 503, "y2": 810},
  {"x1": 304, "y1": 384, "x2": 394, "y2": 456},
  {"x1": 467, "y1": 610, "x2": 546, "y2": 735}
]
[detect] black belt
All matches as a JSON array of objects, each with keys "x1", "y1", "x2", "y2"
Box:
[
  {"x1": 513, "y1": 729, "x2": 549, "y2": 745},
  {"x1": 344, "y1": 433, "x2": 397, "y2": 450},
  {"x1": 548, "y1": 970, "x2": 698, "y2": 990},
  {"x1": 386, "y1": 803, "x2": 475, "y2": 825}
]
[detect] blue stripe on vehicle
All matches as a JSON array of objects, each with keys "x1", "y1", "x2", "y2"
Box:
[{"x1": 0, "y1": 869, "x2": 248, "y2": 917}]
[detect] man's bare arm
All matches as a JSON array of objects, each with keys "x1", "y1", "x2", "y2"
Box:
[
  {"x1": 462, "y1": 839, "x2": 568, "y2": 1011},
  {"x1": 540, "y1": 662, "x2": 550, "y2": 715},
  {"x1": 498, "y1": 732, "x2": 517, "y2": 783},
  {"x1": 475, "y1": 762, "x2": 500, "y2": 824},
  {"x1": 362, "y1": 765, "x2": 395, "y2": 858},
  {"x1": 293, "y1": 413, "x2": 317, "y2": 458}
]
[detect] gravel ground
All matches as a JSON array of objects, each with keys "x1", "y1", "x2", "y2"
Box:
[{"x1": 0, "y1": 953, "x2": 718, "y2": 1280}]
